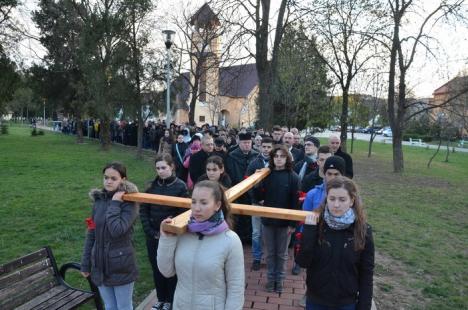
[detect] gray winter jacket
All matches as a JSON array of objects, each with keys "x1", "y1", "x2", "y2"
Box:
[{"x1": 80, "y1": 180, "x2": 139, "y2": 287}]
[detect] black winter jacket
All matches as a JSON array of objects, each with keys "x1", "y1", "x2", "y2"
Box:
[
  {"x1": 81, "y1": 181, "x2": 139, "y2": 287},
  {"x1": 246, "y1": 154, "x2": 269, "y2": 176},
  {"x1": 254, "y1": 169, "x2": 300, "y2": 227},
  {"x1": 301, "y1": 168, "x2": 323, "y2": 193},
  {"x1": 172, "y1": 142, "x2": 188, "y2": 181},
  {"x1": 139, "y1": 176, "x2": 188, "y2": 238},
  {"x1": 335, "y1": 147, "x2": 354, "y2": 178},
  {"x1": 188, "y1": 150, "x2": 212, "y2": 184},
  {"x1": 226, "y1": 148, "x2": 259, "y2": 185},
  {"x1": 296, "y1": 223, "x2": 374, "y2": 310},
  {"x1": 294, "y1": 156, "x2": 318, "y2": 179}
]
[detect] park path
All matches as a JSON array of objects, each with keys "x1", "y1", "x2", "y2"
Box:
[
  {"x1": 136, "y1": 246, "x2": 306, "y2": 310},
  {"x1": 136, "y1": 245, "x2": 377, "y2": 310}
]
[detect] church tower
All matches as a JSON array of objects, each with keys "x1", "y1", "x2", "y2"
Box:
[{"x1": 190, "y1": 4, "x2": 221, "y2": 105}]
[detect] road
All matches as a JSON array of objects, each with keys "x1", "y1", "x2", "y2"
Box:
[{"x1": 312, "y1": 130, "x2": 468, "y2": 153}]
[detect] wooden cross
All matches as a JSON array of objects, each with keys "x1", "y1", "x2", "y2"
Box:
[{"x1": 123, "y1": 168, "x2": 312, "y2": 234}]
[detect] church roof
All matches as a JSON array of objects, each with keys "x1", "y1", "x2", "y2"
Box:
[
  {"x1": 219, "y1": 63, "x2": 258, "y2": 97},
  {"x1": 190, "y1": 3, "x2": 220, "y2": 27},
  {"x1": 174, "y1": 63, "x2": 258, "y2": 102}
]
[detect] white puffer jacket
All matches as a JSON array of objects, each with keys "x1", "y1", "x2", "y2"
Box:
[{"x1": 157, "y1": 230, "x2": 245, "y2": 310}]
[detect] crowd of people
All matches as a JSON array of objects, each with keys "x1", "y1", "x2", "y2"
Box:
[{"x1": 80, "y1": 124, "x2": 374, "y2": 310}]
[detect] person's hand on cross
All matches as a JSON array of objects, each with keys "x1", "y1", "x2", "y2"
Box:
[
  {"x1": 160, "y1": 217, "x2": 177, "y2": 237},
  {"x1": 304, "y1": 212, "x2": 320, "y2": 225}
]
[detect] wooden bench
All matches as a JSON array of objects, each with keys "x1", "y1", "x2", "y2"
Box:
[
  {"x1": 0, "y1": 247, "x2": 102, "y2": 310},
  {"x1": 409, "y1": 138, "x2": 426, "y2": 146}
]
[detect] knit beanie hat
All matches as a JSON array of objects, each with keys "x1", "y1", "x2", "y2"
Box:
[
  {"x1": 324, "y1": 156, "x2": 346, "y2": 175},
  {"x1": 304, "y1": 136, "x2": 320, "y2": 148}
]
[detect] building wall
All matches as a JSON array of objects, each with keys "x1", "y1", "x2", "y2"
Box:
[
  {"x1": 430, "y1": 89, "x2": 468, "y2": 137},
  {"x1": 189, "y1": 87, "x2": 258, "y2": 128}
]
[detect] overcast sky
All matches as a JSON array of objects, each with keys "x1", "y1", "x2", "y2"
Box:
[{"x1": 13, "y1": 0, "x2": 468, "y2": 98}]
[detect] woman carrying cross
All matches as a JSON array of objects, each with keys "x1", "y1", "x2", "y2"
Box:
[{"x1": 157, "y1": 180, "x2": 245, "y2": 310}]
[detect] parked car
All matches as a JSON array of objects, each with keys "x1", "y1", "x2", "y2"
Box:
[
  {"x1": 382, "y1": 127, "x2": 393, "y2": 137},
  {"x1": 363, "y1": 126, "x2": 382, "y2": 134}
]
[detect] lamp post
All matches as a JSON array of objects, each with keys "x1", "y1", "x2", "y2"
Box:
[{"x1": 163, "y1": 29, "x2": 175, "y2": 129}]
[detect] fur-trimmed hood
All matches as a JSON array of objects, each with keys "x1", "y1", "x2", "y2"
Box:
[{"x1": 89, "y1": 180, "x2": 139, "y2": 201}]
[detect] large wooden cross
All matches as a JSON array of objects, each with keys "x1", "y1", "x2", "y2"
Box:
[{"x1": 122, "y1": 168, "x2": 312, "y2": 234}]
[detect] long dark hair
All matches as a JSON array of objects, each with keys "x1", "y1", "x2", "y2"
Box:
[
  {"x1": 317, "y1": 176, "x2": 367, "y2": 251},
  {"x1": 268, "y1": 144, "x2": 293, "y2": 170},
  {"x1": 102, "y1": 161, "x2": 127, "y2": 178},
  {"x1": 205, "y1": 155, "x2": 225, "y2": 170},
  {"x1": 193, "y1": 180, "x2": 232, "y2": 229}
]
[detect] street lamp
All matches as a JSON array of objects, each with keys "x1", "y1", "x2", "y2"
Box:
[{"x1": 163, "y1": 29, "x2": 175, "y2": 128}]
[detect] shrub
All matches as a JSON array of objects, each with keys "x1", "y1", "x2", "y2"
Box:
[
  {"x1": 38, "y1": 130, "x2": 45, "y2": 136},
  {"x1": 31, "y1": 128, "x2": 38, "y2": 136},
  {"x1": 1, "y1": 124, "x2": 8, "y2": 135}
]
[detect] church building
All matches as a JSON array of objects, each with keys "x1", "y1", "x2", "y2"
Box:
[{"x1": 173, "y1": 4, "x2": 259, "y2": 128}]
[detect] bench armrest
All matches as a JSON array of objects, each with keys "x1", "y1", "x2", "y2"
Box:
[{"x1": 59, "y1": 262, "x2": 103, "y2": 310}]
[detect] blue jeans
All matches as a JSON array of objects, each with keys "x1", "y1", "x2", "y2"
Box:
[
  {"x1": 306, "y1": 301, "x2": 355, "y2": 310},
  {"x1": 98, "y1": 282, "x2": 134, "y2": 310},
  {"x1": 251, "y1": 216, "x2": 263, "y2": 261}
]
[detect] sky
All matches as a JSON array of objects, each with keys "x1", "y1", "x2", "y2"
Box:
[{"x1": 11, "y1": 0, "x2": 468, "y2": 98}]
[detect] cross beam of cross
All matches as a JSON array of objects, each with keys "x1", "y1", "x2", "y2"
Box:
[{"x1": 123, "y1": 168, "x2": 312, "y2": 234}]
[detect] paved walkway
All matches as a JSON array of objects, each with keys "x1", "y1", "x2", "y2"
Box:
[
  {"x1": 136, "y1": 245, "x2": 377, "y2": 310},
  {"x1": 137, "y1": 246, "x2": 306, "y2": 310}
]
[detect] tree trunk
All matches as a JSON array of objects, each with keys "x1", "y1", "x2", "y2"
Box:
[
  {"x1": 75, "y1": 115, "x2": 84, "y2": 144},
  {"x1": 256, "y1": 67, "x2": 273, "y2": 129},
  {"x1": 367, "y1": 133, "x2": 375, "y2": 157},
  {"x1": 188, "y1": 76, "x2": 200, "y2": 125},
  {"x1": 427, "y1": 135, "x2": 442, "y2": 168},
  {"x1": 339, "y1": 88, "x2": 350, "y2": 152},
  {"x1": 444, "y1": 141, "x2": 450, "y2": 162},
  {"x1": 350, "y1": 124, "x2": 355, "y2": 154},
  {"x1": 100, "y1": 118, "x2": 111, "y2": 150},
  {"x1": 392, "y1": 126, "x2": 404, "y2": 172},
  {"x1": 137, "y1": 107, "x2": 144, "y2": 159}
]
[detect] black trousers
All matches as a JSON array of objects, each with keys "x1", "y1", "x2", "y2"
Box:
[{"x1": 146, "y1": 237, "x2": 177, "y2": 303}]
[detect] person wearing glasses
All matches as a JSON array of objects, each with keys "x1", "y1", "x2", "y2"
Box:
[{"x1": 253, "y1": 144, "x2": 300, "y2": 293}]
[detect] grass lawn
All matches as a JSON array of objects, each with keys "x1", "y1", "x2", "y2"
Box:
[
  {"x1": 347, "y1": 139, "x2": 468, "y2": 309},
  {"x1": 1, "y1": 126, "x2": 467, "y2": 309},
  {"x1": 0, "y1": 125, "x2": 156, "y2": 306}
]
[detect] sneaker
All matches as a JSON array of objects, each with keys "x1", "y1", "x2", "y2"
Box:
[
  {"x1": 252, "y1": 260, "x2": 261, "y2": 271},
  {"x1": 151, "y1": 302, "x2": 164, "y2": 310},
  {"x1": 161, "y1": 303, "x2": 171, "y2": 310},
  {"x1": 299, "y1": 294, "x2": 306, "y2": 307},
  {"x1": 276, "y1": 281, "x2": 283, "y2": 293},
  {"x1": 265, "y1": 280, "x2": 275, "y2": 292},
  {"x1": 292, "y1": 263, "x2": 301, "y2": 275}
]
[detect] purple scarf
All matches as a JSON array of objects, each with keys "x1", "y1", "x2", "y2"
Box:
[{"x1": 187, "y1": 210, "x2": 229, "y2": 236}]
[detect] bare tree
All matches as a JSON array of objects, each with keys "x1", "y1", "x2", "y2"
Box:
[
  {"x1": 220, "y1": 0, "x2": 297, "y2": 129},
  {"x1": 384, "y1": 0, "x2": 465, "y2": 172},
  {"x1": 302, "y1": 0, "x2": 386, "y2": 151}
]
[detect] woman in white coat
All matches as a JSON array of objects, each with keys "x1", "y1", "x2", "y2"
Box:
[{"x1": 157, "y1": 180, "x2": 245, "y2": 310}]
